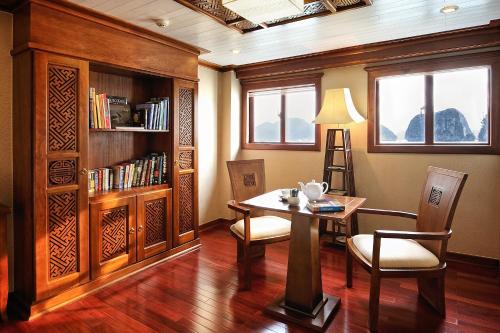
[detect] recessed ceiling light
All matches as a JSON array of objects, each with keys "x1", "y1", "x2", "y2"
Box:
[
  {"x1": 154, "y1": 19, "x2": 170, "y2": 28},
  {"x1": 440, "y1": 4, "x2": 459, "y2": 14},
  {"x1": 232, "y1": 49, "x2": 241, "y2": 54}
]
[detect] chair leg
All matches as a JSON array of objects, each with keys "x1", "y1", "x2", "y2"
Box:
[
  {"x1": 243, "y1": 244, "x2": 252, "y2": 290},
  {"x1": 418, "y1": 274, "x2": 446, "y2": 317},
  {"x1": 346, "y1": 248, "x2": 353, "y2": 288},
  {"x1": 369, "y1": 273, "x2": 381, "y2": 332}
]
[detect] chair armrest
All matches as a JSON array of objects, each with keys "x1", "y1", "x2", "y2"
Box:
[
  {"x1": 357, "y1": 208, "x2": 417, "y2": 220},
  {"x1": 374, "y1": 229, "x2": 452, "y2": 241},
  {"x1": 227, "y1": 200, "x2": 251, "y2": 216}
]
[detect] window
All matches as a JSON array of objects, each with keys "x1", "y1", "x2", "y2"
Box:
[
  {"x1": 241, "y1": 74, "x2": 322, "y2": 150},
  {"x1": 367, "y1": 53, "x2": 499, "y2": 154}
]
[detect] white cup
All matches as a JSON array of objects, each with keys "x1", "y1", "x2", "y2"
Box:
[
  {"x1": 281, "y1": 189, "x2": 291, "y2": 197},
  {"x1": 287, "y1": 196, "x2": 300, "y2": 206}
]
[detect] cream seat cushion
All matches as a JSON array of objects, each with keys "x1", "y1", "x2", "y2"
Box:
[
  {"x1": 230, "y1": 216, "x2": 291, "y2": 241},
  {"x1": 352, "y1": 234, "x2": 439, "y2": 268}
]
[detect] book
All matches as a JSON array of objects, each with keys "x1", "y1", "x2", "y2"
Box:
[
  {"x1": 89, "y1": 88, "x2": 95, "y2": 128},
  {"x1": 162, "y1": 152, "x2": 168, "y2": 183},
  {"x1": 108, "y1": 96, "x2": 127, "y2": 105},
  {"x1": 110, "y1": 103, "x2": 131, "y2": 128},
  {"x1": 306, "y1": 199, "x2": 345, "y2": 213},
  {"x1": 87, "y1": 152, "x2": 168, "y2": 192}
]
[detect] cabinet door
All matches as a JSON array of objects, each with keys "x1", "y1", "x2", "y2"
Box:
[
  {"x1": 137, "y1": 189, "x2": 172, "y2": 260},
  {"x1": 172, "y1": 79, "x2": 199, "y2": 246},
  {"x1": 90, "y1": 196, "x2": 137, "y2": 279},
  {"x1": 33, "y1": 52, "x2": 89, "y2": 301}
]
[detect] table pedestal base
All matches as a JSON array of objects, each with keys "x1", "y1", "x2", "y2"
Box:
[{"x1": 265, "y1": 293, "x2": 341, "y2": 331}]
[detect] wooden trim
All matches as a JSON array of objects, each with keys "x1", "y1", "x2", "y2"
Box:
[
  {"x1": 173, "y1": 0, "x2": 244, "y2": 34},
  {"x1": 199, "y1": 218, "x2": 235, "y2": 232},
  {"x1": 198, "y1": 59, "x2": 223, "y2": 72},
  {"x1": 234, "y1": 19, "x2": 500, "y2": 80},
  {"x1": 367, "y1": 51, "x2": 500, "y2": 154},
  {"x1": 26, "y1": 0, "x2": 202, "y2": 55},
  {"x1": 241, "y1": 73, "x2": 323, "y2": 151},
  {"x1": 12, "y1": 0, "x2": 201, "y2": 81},
  {"x1": 446, "y1": 251, "x2": 499, "y2": 269}
]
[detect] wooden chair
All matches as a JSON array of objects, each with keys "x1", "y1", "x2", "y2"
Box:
[
  {"x1": 226, "y1": 159, "x2": 291, "y2": 290},
  {"x1": 346, "y1": 166, "x2": 468, "y2": 331}
]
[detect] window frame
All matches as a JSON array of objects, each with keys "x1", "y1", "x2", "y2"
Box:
[
  {"x1": 366, "y1": 52, "x2": 500, "y2": 154},
  {"x1": 241, "y1": 73, "x2": 323, "y2": 151}
]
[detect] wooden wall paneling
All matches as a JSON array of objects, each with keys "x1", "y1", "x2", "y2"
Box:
[
  {"x1": 234, "y1": 19, "x2": 500, "y2": 80},
  {"x1": 13, "y1": 0, "x2": 200, "y2": 81},
  {"x1": 32, "y1": 51, "x2": 90, "y2": 302},
  {"x1": 88, "y1": 132, "x2": 150, "y2": 169},
  {"x1": 90, "y1": 195, "x2": 137, "y2": 279},
  {"x1": 137, "y1": 189, "x2": 172, "y2": 260},
  {"x1": 12, "y1": 51, "x2": 34, "y2": 307},
  {"x1": 172, "y1": 79, "x2": 198, "y2": 246}
]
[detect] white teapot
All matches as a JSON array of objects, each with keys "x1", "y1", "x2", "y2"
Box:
[{"x1": 298, "y1": 180, "x2": 329, "y2": 201}]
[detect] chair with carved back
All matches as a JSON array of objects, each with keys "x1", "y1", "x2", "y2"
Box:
[
  {"x1": 226, "y1": 159, "x2": 291, "y2": 290},
  {"x1": 346, "y1": 166, "x2": 468, "y2": 331}
]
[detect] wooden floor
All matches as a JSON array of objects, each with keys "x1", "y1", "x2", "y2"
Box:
[{"x1": 2, "y1": 225, "x2": 499, "y2": 333}]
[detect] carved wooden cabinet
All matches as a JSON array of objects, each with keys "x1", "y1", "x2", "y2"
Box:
[
  {"x1": 90, "y1": 188, "x2": 172, "y2": 279},
  {"x1": 173, "y1": 79, "x2": 199, "y2": 246},
  {"x1": 90, "y1": 196, "x2": 137, "y2": 279},
  {"x1": 137, "y1": 189, "x2": 172, "y2": 260},
  {"x1": 12, "y1": 0, "x2": 200, "y2": 319},
  {"x1": 33, "y1": 52, "x2": 90, "y2": 301}
]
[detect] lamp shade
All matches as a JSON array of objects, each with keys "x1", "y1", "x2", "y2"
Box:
[{"x1": 314, "y1": 88, "x2": 364, "y2": 125}]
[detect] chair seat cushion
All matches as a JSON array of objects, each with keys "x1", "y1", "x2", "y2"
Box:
[
  {"x1": 351, "y1": 234, "x2": 440, "y2": 268},
  {"x1": 230, "y1": 216, "x2": 291, "y2": 241}
]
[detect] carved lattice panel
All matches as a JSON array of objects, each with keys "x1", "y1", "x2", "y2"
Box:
[
  {"x1": 145, "y1": 199, "x2": 167, "y2": 247},
  {"x1": 48, "y1": 191, "x2": 78, "y2": 279},
  {"x1": 48, "y1": 65, "x2": 78, "y2": 152},
  {"x1": 176, "y1": 0, "x2": 369, "y2": 33},
  {"x1": 101, "y1": 207, "x2": 128, "y2": 262},
  {"x1": 179, "y1": 173, "x2": 194, "y2": 234},
  {"x1": 179, "y1": 151, "x2": 194, "y2": 170},
  {"x1": 179, "y1": 88, "x2": 194, "y2": 147},
  {"x1": 48, "y1": 159, "x2": 77, "y2": 186}
]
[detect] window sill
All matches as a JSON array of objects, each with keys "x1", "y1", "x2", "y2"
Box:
[
  {"x1": 368, "y1": 144, "x2": 500, "y2": 154},
  {"x1": 242, "y1": 142, "x2": 321, "y2": 151}
]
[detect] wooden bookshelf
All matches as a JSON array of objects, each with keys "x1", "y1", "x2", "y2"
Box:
[
  {"x1": 89, "y1": 128, "x2": 170, "y2": 133},
  {"x1": 12, "y1": 0, "x2": 199, "y2": 319},
  {"x1": 89, "y1": 184, "x2": 170, "y2": 203}
]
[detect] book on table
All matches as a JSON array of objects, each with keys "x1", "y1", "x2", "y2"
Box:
[{"x1": 306, "y1": 199, "x2": 345, "y2": 213}]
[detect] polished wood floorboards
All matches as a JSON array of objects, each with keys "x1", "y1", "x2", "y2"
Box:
[{"x1": 2, "y1": 225, "x2": 499, "y2": 332}]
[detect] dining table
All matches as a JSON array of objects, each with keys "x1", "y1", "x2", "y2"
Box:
[{"x1": 240, "y1": 189, "x2": 366, "y2": 331}]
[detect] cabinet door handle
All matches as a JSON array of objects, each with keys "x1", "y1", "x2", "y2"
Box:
[
  {"x1": 138, "y1": 225, "x2": 143, "y2": 232},
  {"x1": 174, "y1": 160, "x2": 179, "y2": 166},
  {"x1": 129, "y1": 227, "x2": 135, "y2": 234},
  {"x1": 80, "y1": 168, "x2": 88, "y2": 175}
]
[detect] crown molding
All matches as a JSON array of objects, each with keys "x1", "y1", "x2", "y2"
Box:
[{"x1": 234, "y1": 19, "x2": 500, "y2": 80}]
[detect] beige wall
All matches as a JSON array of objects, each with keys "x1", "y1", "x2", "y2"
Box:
[
  {"x1": 238, "y1": 65, "x2": 500, "y2": 259},
  {"x1": 0, "y1": 12, "x2": 13, "y2": 287},
  {"x1": 197, "y1": 66, "x2": 222, "y2": 224}
]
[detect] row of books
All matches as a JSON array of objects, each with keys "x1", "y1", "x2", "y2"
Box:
[
  {"x1": 88, "y1": 153, "x2": 168, "y2": 192},
  {"x1": 135, "y1": 98, "x2": 169, "y2": 130},
  {"x1": 89, "y1": 88, "x2": 126, "y2": 129},
  {"x1": 89, "y1": 87, "x2": 170, "y2": 131}
]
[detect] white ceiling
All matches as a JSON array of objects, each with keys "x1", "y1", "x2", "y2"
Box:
[{"x1": 70, "y1": 0, "x2": 500, "y2": 66}]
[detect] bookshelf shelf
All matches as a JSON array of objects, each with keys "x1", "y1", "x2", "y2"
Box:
[
  {"x1": 89, "y1": 128, "x2": 170, "y2": 133},
  {"x1": 89, "y1": 184, "x2": 170, "y2": 203}
]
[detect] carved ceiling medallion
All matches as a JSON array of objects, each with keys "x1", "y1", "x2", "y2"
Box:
[{"x1": 175, "y1": 0, "x2": 372, "y2": 34}]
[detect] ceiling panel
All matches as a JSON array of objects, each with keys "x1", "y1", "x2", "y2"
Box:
[{"x1": 68, "y1": 0, "x2": 500, "y2": 66}]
